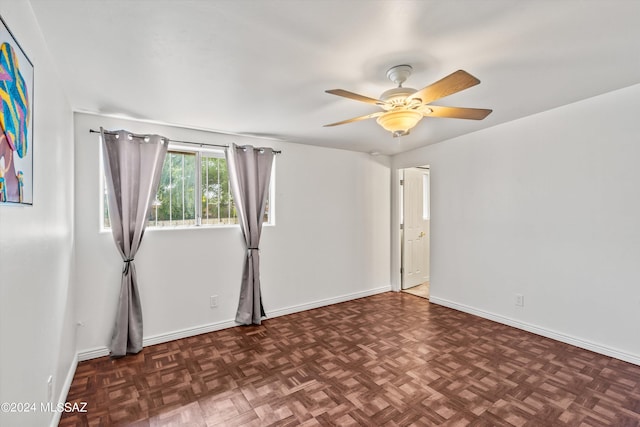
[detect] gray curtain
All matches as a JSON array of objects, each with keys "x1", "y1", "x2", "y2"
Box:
[
  {"x1": 226, "y1": 143, "x2": 275, "y2": 325},
  {"x1": 100, "y1": 128, "x2": 168, "y2": 357}
]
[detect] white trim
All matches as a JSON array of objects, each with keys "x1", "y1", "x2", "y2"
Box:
[
  {"x1": 78, "y1": 318, "x2": 238, "y2": 361},
  {"x1": 143, "y1": 319, "x2": 238, "y2": 347},
  {"x1": 78, "y1": 346, "x2": 109, "y2": 361},
  {"x1": 77, "y1": 285, "x2": 392, "y2": 361},
  {"x1": 266, "y1": 285, "x2": 391, "y2": 319},
  {"x1": 49, "y1": 353, "x2": 79, "y2": 427},
  {"x1": 429, "y1": 296, "x2": 640, "y2": 366}
]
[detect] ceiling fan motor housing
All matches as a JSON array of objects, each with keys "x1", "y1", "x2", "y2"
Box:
[{"x1": 380, "y1": 87, "x2": 418, "y2": 109}]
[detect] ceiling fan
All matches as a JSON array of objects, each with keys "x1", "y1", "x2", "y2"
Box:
[{"x1": 324, "y1": 65, "x2": 492, "y2": 137}]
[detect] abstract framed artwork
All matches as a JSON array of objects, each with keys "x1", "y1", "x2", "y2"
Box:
[{"x1": 0, "y1": 14, "x2": 33, "y2": 205}]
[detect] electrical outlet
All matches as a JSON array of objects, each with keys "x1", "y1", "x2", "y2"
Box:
[
  {"x1": 47, "y1": 375, "x2": 53, "y2": 402},
  {"x1": 515, "y1": 294, "x2": 524, "y2": 307},
  {"x1": 210, "y1": 295, "x2": 218, "y2": 308}
]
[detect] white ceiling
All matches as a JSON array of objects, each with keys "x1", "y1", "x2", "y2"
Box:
[{"x1": 30, "y1": 0, "x2": 640, "y2": 155}]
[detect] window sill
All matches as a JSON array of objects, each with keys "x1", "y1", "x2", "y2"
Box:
[{"x1": 100, "y1": 222, "x2": 275, "y2": 234}]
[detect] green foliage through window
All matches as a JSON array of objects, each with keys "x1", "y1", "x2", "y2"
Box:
[
  {"x1": 201, "y1": 155, "x2": 236, "y2": 225},
  {"x1": 151, "y1": 151, "x2": 197, "y2": 226}
]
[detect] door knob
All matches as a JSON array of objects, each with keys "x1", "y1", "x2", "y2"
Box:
[{"x1": 419, "y1": 231, "x2": 425, "y2": 238}]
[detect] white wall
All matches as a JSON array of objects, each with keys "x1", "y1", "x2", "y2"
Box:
[
  {"x1": 0, "y1": 2, "x2": 75, "y2": 426},
  {"x1": 74, "y1": 113, "x2": 391, "y2": 356},
  {"x1": 392, "y1": 83, "x2": 640, "y2": 363}
]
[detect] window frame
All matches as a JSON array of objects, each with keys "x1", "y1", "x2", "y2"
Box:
[{"x1": 100, "y1": 143, "x2": 275, "y2": 232}]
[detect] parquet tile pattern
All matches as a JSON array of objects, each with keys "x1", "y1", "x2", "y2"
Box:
[{"x1": 60, "y1": 292, "x2": 640, "y2": 426}]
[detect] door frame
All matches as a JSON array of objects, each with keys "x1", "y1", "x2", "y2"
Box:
[
  {"x1": 400, "y1": 166, "x2": 430, "y2": 290},
  {"x1": 393, "y1": 164, "x2": 431, "y2": 292},
  {"x1": 400, "y1": 165, "x2": 430, "y2": 290}
]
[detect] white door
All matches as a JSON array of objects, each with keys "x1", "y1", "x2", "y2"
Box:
[{"x1": 402, "y1": 168, "x2": 430, "y2": 289}]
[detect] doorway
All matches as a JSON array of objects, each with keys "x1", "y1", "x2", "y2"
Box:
[{"x1": 401, "y1": 166, "x2": 430, "y2": 299}]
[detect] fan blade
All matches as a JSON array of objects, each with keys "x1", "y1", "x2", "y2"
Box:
[
  {"x1": 407, "y1": 70, "x2": 480, "y2": 105},
  {"x1": 323, "y1": 112, "x2": 383, "y2": 127},
  {"x1": 423, "y1": 105, "x2": 492, "y2": 120},
  {"x1": 326, "y1": 89, "x2": 386, "y2": 106}
]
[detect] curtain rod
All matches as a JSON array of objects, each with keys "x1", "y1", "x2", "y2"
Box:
[{"x1": 89, "y1": 129, "x2": 281, "y2": 154}]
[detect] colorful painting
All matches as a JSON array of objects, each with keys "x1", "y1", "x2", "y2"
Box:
[{"x1": 0, "y1": 15, "x2": 33, "y2": 205}]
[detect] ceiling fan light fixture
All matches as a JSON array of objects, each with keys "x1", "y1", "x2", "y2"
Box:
[
  {"x1": 323, "y1": 66, "x2": 491, "y2": 137},
  {"x1": 376, "y1": 109, "x2": 422, "y2": 137}
]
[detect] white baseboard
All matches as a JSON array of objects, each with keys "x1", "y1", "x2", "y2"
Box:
[
  {"x1": 49, "y1": 353, "x2": 79, "y2": 427},
  {"x1": 267, "y1": 285, "x2": 391, "y2": 319},
  {"x1": 78, "y1": 346, "x2": 109, "y2": 361},
  {"x1": 78, "y1": 318, "x2": 239, "y2": 361},
  {"x1": 77, "y1": 285, "x2": 391, "y2": 362},
  {"x1": 429, "y1": 296, "x2": 640, "y2": 366},
  {"x1": 143, "y1": 319, "x2": 238, "y2": 347}
]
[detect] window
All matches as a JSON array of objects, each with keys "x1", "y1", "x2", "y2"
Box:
[{"x1": 102, "y1": 145, "x2": 273, "y2": 229}]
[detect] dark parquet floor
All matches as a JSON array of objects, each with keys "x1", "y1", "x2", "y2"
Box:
[{"x1": 60, "y1": 292, "x2": 640, "y2": 426}]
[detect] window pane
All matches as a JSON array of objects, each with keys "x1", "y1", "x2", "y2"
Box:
[
  {"x1": 263, "y1": 197, "x2": 270, "y2": 224},
  {"x1": 201, "y1": 155, "x2": 238, "y2": 225},
  {"x1": 103, "y1": 184, "x2": 110, "y2": 228},
  {"x1": 152, "y1": 151, "x2": 196, "y2": 227}
]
